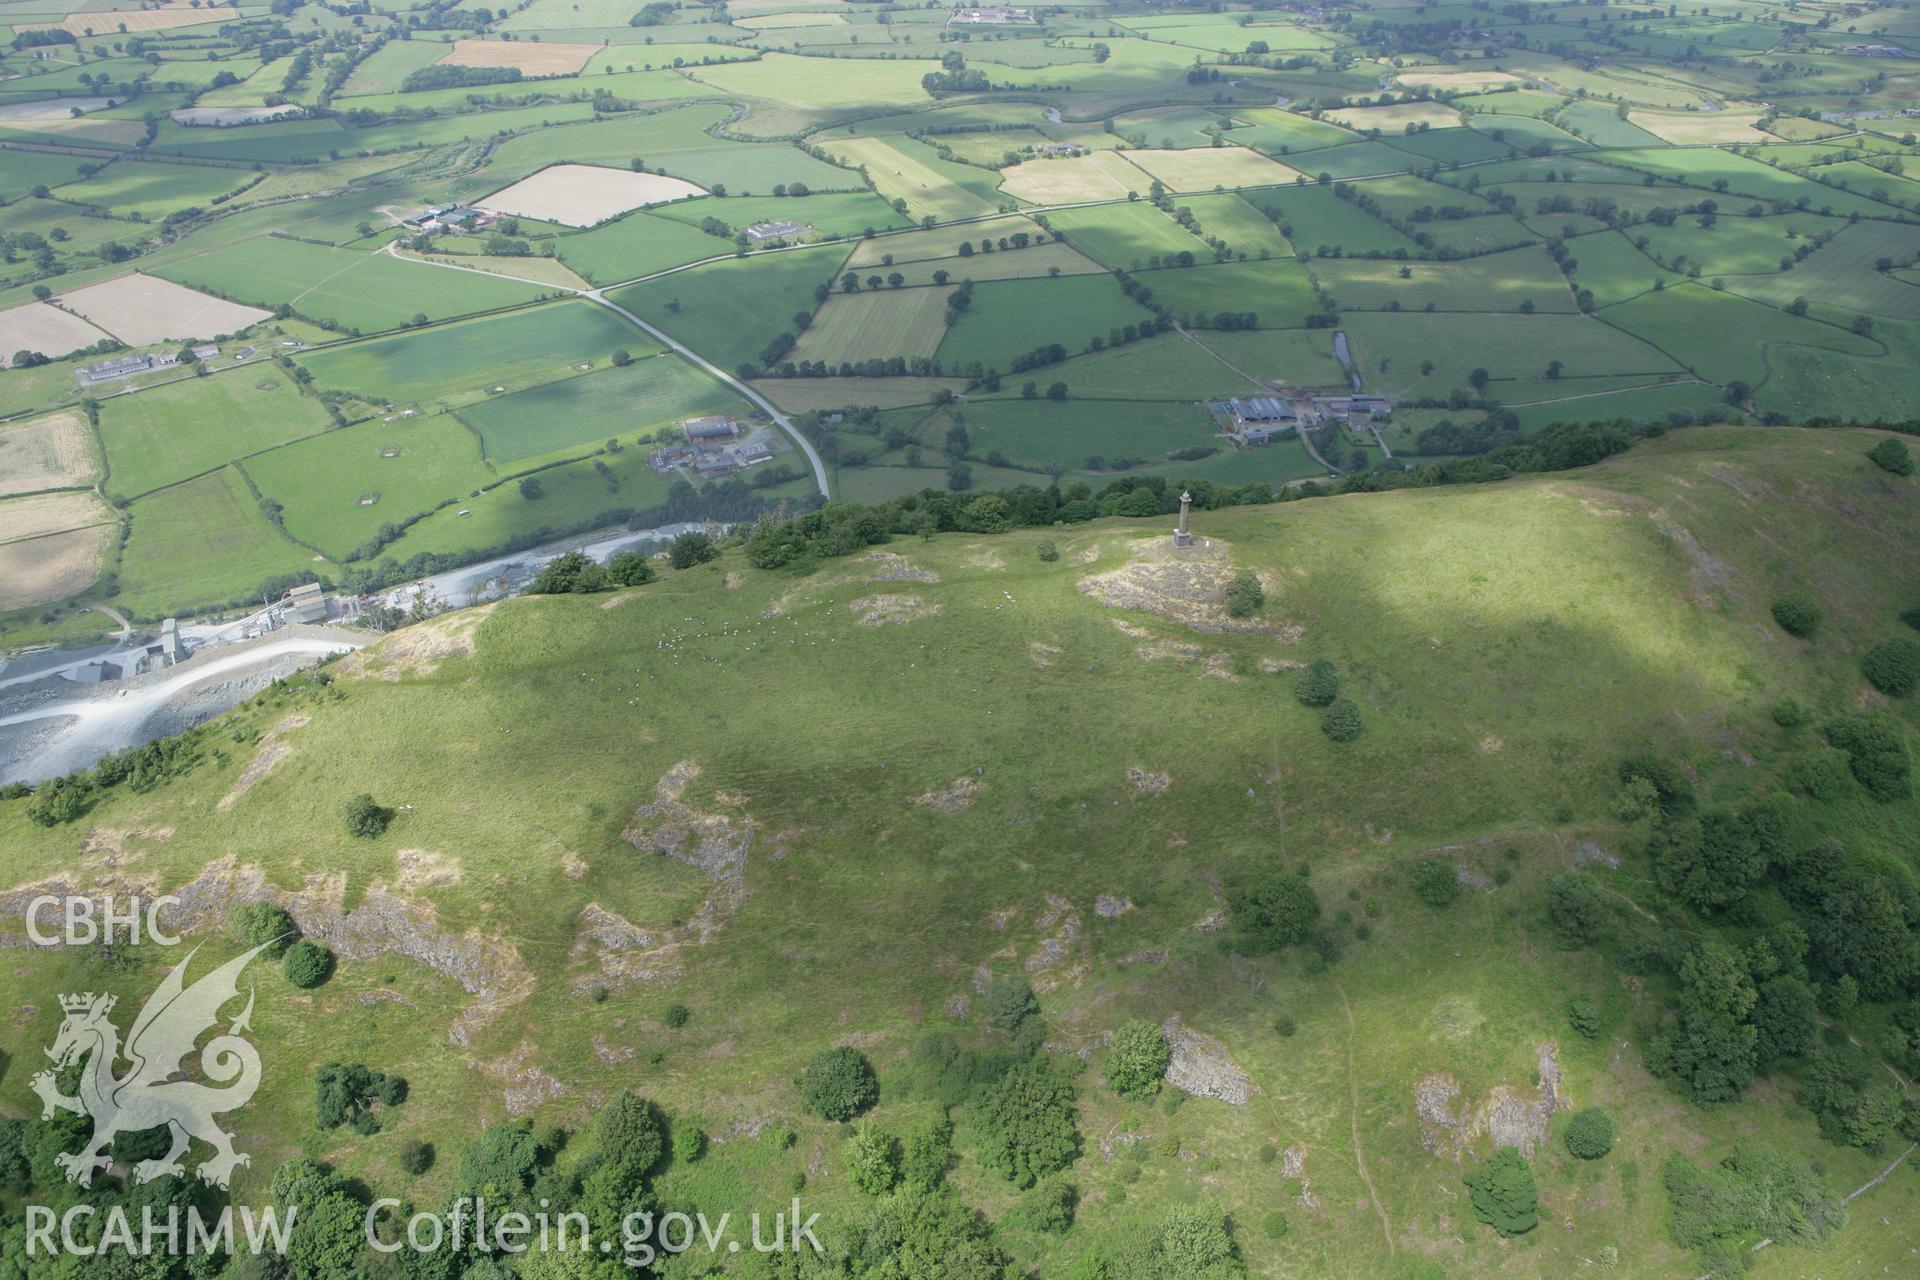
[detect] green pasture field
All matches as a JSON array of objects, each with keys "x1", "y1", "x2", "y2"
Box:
[
  {"x1": 1723, "y1": 218, "x2": 1920, "y2": 321},
  {"x1": 936, "y1": 272, "x2": 1157, "y2": 371},
  {"x1": 479, "y1": 104, "x2": 735, "y2": 172},
  {"x1": 1111, "y1": 105, "x2": 1234, "y2": 147},
  {"x1": 154, "y1": 238, "x2": 554, "y2": 333},
  {"x1": 763, "y1": 375, "x2": 966, "y2": 414},
  {"x1": 97, "y1": 370, "x2": 334, "y2": 500},
  {"x1": 686, "y1": 49, "x2": 931, "y2": 110},
  {"x1": 1600, "y1": 147, "x2": 1902, "y2": 219},
  {"x1": 1190, "y1": 326, "x2": 1350, "y2": 388},
  {"x1": 297, "y1": 301, "x2": 653, "y2": 410},
  {"x1": 50, "y1": 160, "x2": 251, "y2": 220},
  {"x1": 0, "y1": 197, "x2": 148, "y2": 268},
  {"x1": 1555, "y1": 100, "x2": 1667, "y2": 147},
  {"x1": 0, "y1": 149, "x2": 92, "y2": 200},
  {"x1": 818, "y1": 134, "x2": 1004, "y2": 223},
  {"x1": 831, "y1": 459, "x2": 1040, "y2": 504},
  {"x1": 788, "y1": 286, "x2": 951, "y2": 365},
  {"x1": 858, "y1": 240, "x2": 1103, "y2": 287},
  {"x1": 1564, "y1": 228, "x2": 1683, "y2": 307},
  {"x1": 980, "y1": 331, "x2": 1248, "y2": 400},
  {"x1": 1599, "y1": 281, "x2": 1880, "y2": 389},
  {"x1": 1134, "y1": 257, "x2": 1319, "y2": 329},
  {"x1": 1226, "y1": 106, "x2": 1360, "y2": 155},
  {"x1": 1181, "y1": 192, "x2": 1294, "y2": 259},
  {"x1": 1635, "y1": 212, "x2": 1850, "y2": 278},
  {"x1": 551, "y1": 212, "x2": 737, "y2": 286},
  {"x1": 1240, "y1": 184, "x2": 1420, "y2": 256},
  {"x1": 1292, "y1": 140, "x2": 1427, "y2": 179},
  {"x1": 945, "y1": 396, "x2": 1220, "y2": 471},
  {"x1": 333, "y1": 39, "x2": 444, "y2": 95},
  {"x1": 114, "y1": 466, "x2": 324, "y2": 616},
  {"x1": 1811, "y1": 159, "x2": 1920, "y2": 207},
  {"x1": 649, "y1": 191, "x2": 909, "y2": 239},
  {"x1": 1380, "y1": 126, "x2": 1513, "y2": 166},
  {"x1": 1353, "y1": 174, "x2": 1501, "y2": 223},
  {"x1": 1758, "y1": 312, "x2": 1920, "y2": 422},
  {"x1": 1044, "y1": 200, "x2": 1207, "y2": 270},
  {"x1": 1341, "y1": 311, "x2": 1685, "y2": 401},
  {"x1": 1477, "y1": 179, "x2": 1721, "y2": 226},
  {"x1": 1504, "y1": 377, "x2": 1726, "y2": 430},
  {"x1": 1314, "y1": 244, "x2": 1576, "y2": 313},
  {"x1": 242, "y1": 412, "x2": 495, "y2": 559},
  {"x1": 844, "y1": 215, "x2": 1048, "y2": 266},
  {"x1": 608, "y1": 246, "x2": 845, "y2": 370},
  {"x1": 1414, "y1": 211, "x2": 1540, "y2": 256},
  {"x1": 1463, "y1": 112, "x2": 1587, "y2": 154},
  {"x1": 457, "y1": 352, "x2": 745, "y2": 463}
]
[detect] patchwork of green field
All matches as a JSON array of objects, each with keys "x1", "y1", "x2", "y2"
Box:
[
  {"x1": 686, "y1": 50, "x2": 931, "y2": 110},
  {"x1": 1043, "y1": 200, "x2": 1207, "y2": 269},
  {"x1": 97, "y1": 370, "x2": 334, "y2": 500},
  {"x1": 458, "y1": 352, "x2": 746, "y2": 463},
  {"x1": 1190, "y1": 326, "x2": 1351, "y2": 388},
  {"x1": 818, "y1": 134, "x2": 1004, "y2": 223},
  {"x1": 1634, "y1": 212, "x2": 1850, "y2": 278},
  {"x1": 1555, "y1": 100, "x2": 1667, "y2": 147},
  {"x1": 763, "y1": 374, "x2": 966, "y2": 414},
  {"x1": 1178, "y1": 193, "x2": 1294, "y2": 259},
  {"x1": 242, "y1": 413, "x2": 495, "y2": 559},
  {"x1": 648, "y1": 190, "x2": 910, "y2": 239},
  {"x1": 1342, "y1": 311, "x2": 1687, "y2": 404},
  {"x1": 1722, "y1": 218, "x2": 1920, "y2": 321},
  {"x1": 1600, "y1": 282, "x2": 1882, "y2": 391},
  {"x1": 153, "y1": 238, "x2": 554, "y2": 333},
  {"x1": 1134, "y1": 258, "x2": 1319, "y2": 329},
  {"x1": 843, "y1": 216, "x2": 1050, "y2": 267},
  {"x1": 788, "y1": 286, "x2": 951, "y2": 365},
  {"x1": 1294, "y1": 139, "x2": 1433, "y2": 179},
  {"x1": 608, "y1": 246, "x2": 843, "y2": 370},
  {"x1": 1599, "y1": 147, "x2": 1902, "y2": 218},
  {"x1": 850, "y1": 238, "x2": 1100, "y2": 287},
  {"x1": 1351, "y1": 174, "x2": 1500, "y2": 223},
  {"x1": 297, "y1": 302, "x2": 652, "y2": 410},
  {"x1": 980, "y1": 331, "x2": 1247, "y2": 400},
  {"x1": 936, "y1": 272, "x2": 1157, "y2": 371},
  {"x1": 0, "y1": 149, "x2": 93, "y2": 200},
  {"x1": 333, "y1": 39, "x2": 445, "y2": 95},
  {"x1": 1381, "y1": 125, "x2": 1514, "y2": 166},
  {"x1": 1314, "y1": 245, "x2": 1576, "y2": 313},
  {"x1": 942, "y1": 396, "x2": 1222, "y2": 471},
  {"x1": 115, "y1": 466, "x2": 326, "y2": 616},
  {"x1": 1240, "y1": 184, "x2": 1419, "y2": 257},
  {"x1": 1226, "y1": 106, "x2": 1361, "y2": 155},
  {"x1": 1110, "y1": 105, "x2": 1236, "y2": 148},
  {"x1": 550, "y1": 211, "x2": 738, "y2": 285},
  {"x1": 1563, "y1": 229, "x2": 1684, "y2": 308}
]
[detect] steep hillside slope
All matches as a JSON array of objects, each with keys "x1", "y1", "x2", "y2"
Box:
[{"x1": 2, "y1": 427, "x2": 1916, "y2": 1278}]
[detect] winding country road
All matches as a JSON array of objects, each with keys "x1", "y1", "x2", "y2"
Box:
[{"x1": 381, "y1": 240, "x2": 830, "y2": 497}]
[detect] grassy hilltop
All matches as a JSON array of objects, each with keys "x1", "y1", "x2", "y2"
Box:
[{"x1": 2, "y1": 426, "x2": 1918, "y2": 1278}]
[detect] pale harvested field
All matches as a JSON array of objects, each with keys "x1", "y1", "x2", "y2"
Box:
[
  {"x1": 1628, "y1": 110, "x2": 1772, "y2": 144},
  {"x1": 763, "y1": 375, "x2": 966, "y2": 412},
  {"x1": 0, "y1": 410, "x2": 97, "y2": 497},
  {"x1": 734, "y1": 11, "x2": 847, "y2": 27},
  {"x1": 998, "y1": 151, "x2": 1153, "y2": 204},
  {"x1": 438, "y1": 38, "x2": 601, "y2": 76},
  {"x1": 0, "y1": 301, "x2": 111, "y2": 366},
  {"x1": 1121, "y1": 147, "x2": 1303, "y2": 192},
  {"x1": 0, "y1": 490, "x2": 114, "y2": 544},
  {"x1": 1393, "y1": 69, "x2": 1522, "y2": 91},
  {"x1": 478, "y1": 164, "x2": 706, "y2": 226},
  {"x1": 56, "y1": 274, "x2": 271, "y2": 346},
  {"x1": 1326, "y1": 100, "x2": 1465, "y2": 131},
  {"x1": 0, "y1": 526, "x2": 111, "y2": 610},
  {"x1": 23, "y1": 3, "x2": 236, "y2": 37}
]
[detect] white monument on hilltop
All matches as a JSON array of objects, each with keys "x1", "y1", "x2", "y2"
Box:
[{"x1": 1174, "y1": 489, "x2": 1194, "y2": 549}]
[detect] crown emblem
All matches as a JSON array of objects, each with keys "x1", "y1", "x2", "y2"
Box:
[{"x1": 59, "y1": 992, "x2": 111, "y2": 1014}]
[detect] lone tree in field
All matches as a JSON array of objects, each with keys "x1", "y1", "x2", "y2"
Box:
[
  {"x1": 283, "y1": 940, "x2": 334, "y2": 989},
  {"x1": 1321, "y1": 698, "x2": 1364, "y2": 742},
  {"x1": 1293, "y1": 659, "x2": 1339, "y2": 706},
  {"x1": 800, "y1": 1047, "x2": 878, "y2": 1121},
  {"x1": 1867, "y1": 437, "x2": 1913, "y2": 476},
  {"x1": 1465, "y1": 1147, "x2": 1538, "y2": 1236},
  {"x1": 1861, "y1": 637, "x2": 1920, "y2": 697},
  {"x1": 984, "y1": 974, "x2": 1039, "y2": 1035},
  {"x1": 1564, "y1": 1107, "x2": 1615, "y2": 1160},
  {"x1": 1410, "y1": 856, "x2": 1459, "y2": 908},
  {"x1": 1225, "y1": 570, "x2": 1264, "y2": 619},
  {"x1": 668, "y1": 530, "x2": 720, "y2": 569},
  {"x1": 1233, "y1": 868, "x2": 1321, "y2": 950},
  {"x1": 1770, "y1": 592, "x2": 1824, "y2": 638},
  {"x1": 343, "y1": 793, "x2": 392, "y2": 838},
  {"x1": 1104, "y1": 1019, "x2": 1171, "y2": 1100},
  {"x1": 229, "y1": 902, "x2": 298, "y2": 956}
]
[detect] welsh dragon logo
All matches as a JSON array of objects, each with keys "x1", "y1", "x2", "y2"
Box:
[{"x1": 30, "y1": 940, "x2": 275, "y2": 1189}]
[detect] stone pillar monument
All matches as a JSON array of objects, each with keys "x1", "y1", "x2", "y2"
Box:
[{"x1": 1174, "y1": 489, "x2": 1193, "y2": 549}]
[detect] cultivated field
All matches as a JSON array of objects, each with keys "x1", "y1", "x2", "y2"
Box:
[
  {"x1": 1121, "y1": 146, "x2": 1303, "y2": 192},
  {"x1": 996, "y1": 151, "x2": 1152, "y2": 204},
  {"x1": 0, "y1": 409, "x2": 97, "y2": 497},
  {"x1": 55, "y1": 274, "x2": 271, "y2": 347},
  {"x1": 0, "y1": 301, "x2": 109, "y2": 365},
  {"x1": 478, "y1": 164, "x2": 708, "y2": 226},
  {"x1": 1326, "y1": 100, "x2": 1465, "y2": 132},
  {"x1": 0, "y1": 526, "x2": 112, "y2": 610},
  {"x1": 1626, "y1": 110, "x2": 1772, "y2": 145},
  {"x1": 789, "y1": 288, "x2": 951, "y2": 365},
  {"x1": 436, "y1": 38, "x2": 601, "y2": 76}
]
